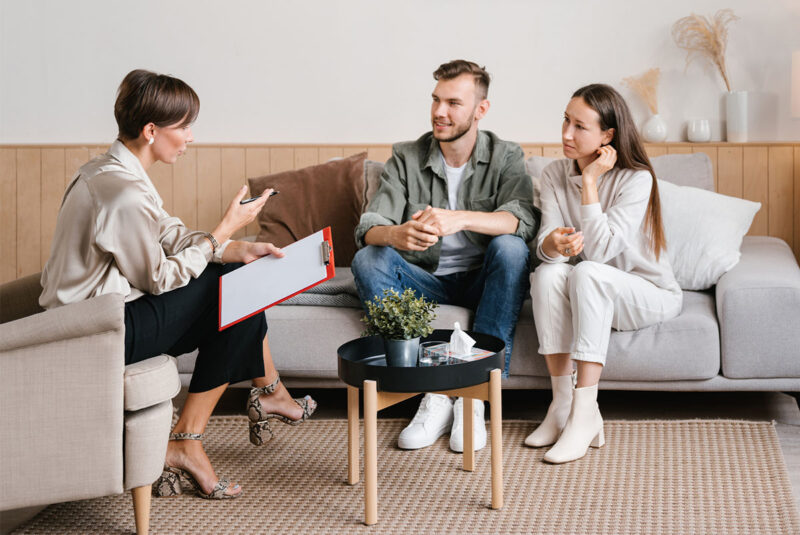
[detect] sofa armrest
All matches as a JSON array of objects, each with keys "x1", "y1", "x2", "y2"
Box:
[
  {"x1": 0, "y1": 293, "x2": 124, "y2": 352},
  {"x1": 0, "y1": 293, "x2": 126, "y2": 511},
  {"x1": 716, "y1": 236, "x2": 800, "y2": 378}
]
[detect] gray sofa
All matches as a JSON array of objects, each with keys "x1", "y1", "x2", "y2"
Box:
[{"x1": 176, "y1": 153, "x2": 800, "y2": 394}]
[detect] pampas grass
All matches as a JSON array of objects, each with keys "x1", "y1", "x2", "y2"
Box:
[
  {"x1": 623, "y1": 68, "x2": 661, "y2": 115},
  {"x1": 672, "y1": 8, "x2": 739, "y2": 92}
]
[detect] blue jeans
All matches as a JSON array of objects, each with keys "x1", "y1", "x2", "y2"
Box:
[{"x1": 351, "y1": 235, "x2": 530, "y2": 376}]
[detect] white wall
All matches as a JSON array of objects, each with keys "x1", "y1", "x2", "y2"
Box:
[{"x1": 1, "y1": 0, "x2": 799, "y2": 144}]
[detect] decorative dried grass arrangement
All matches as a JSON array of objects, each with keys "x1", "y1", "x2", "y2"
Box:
[
  {"x1": 672, "y1": 8, "x2": 739, "y2": 92},
  {"x1": 623, "y1": 68, "x2": 660, "y2": 115}
]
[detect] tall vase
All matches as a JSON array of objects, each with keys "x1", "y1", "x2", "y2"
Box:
[
  {"x1": 726, "y1": 91, "x2": 748, "y2": 142},
  {"x1": 642, "y1": 114, "x2": 667, "y2": 142}
]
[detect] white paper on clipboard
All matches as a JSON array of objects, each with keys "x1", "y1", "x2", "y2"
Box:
[{"x1": 218, "y1": 228, "x2": 334, "y2": 330}]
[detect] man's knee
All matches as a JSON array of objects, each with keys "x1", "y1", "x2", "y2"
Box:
[
  {"x1": 352, "y1": 245, "x2": 394, "y2": 275},
  {"x1": 485, "y1": 235, "x2": 529, "y2": 271}
]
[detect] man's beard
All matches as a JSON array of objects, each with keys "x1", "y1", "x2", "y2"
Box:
[{"x1": 432, "y1": 116, "x2": 473, "y2": 143}]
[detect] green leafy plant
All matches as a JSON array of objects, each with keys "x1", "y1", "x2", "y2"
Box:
[{"x1": 361, "y1": 288, "x2": 437, "y2": 340}]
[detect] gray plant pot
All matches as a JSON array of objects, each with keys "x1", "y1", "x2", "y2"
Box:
[{"x1": 383, "y1": 337, "x2": 420, "y2": 367}]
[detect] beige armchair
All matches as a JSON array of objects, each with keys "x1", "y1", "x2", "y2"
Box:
[{"x1": 0, "y1": 274, "x2": 180, "y2": 534}]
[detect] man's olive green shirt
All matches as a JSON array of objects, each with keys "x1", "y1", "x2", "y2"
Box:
[{"x1": 355, "y1": 130, "x2": 538, "y2": 273}]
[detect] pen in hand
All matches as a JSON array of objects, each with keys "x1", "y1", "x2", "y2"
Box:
[{"x1": 240, "y1": 190, "x2": 279, "y2": 204}]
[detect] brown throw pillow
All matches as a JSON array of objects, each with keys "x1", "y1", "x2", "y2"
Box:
[{"x1": 248, "y1": 152, "x2": 367, "y2": 267}]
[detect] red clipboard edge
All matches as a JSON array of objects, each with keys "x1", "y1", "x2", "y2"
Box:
[{"x1": 217, "y1": 227, "x2": 335, "y2": 331}]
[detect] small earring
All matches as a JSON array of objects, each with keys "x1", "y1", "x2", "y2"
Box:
[{"x1": 148, "y1": 136, "x2": 155, "y2": 145}]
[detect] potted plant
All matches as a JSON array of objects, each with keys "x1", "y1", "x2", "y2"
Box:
[{"x1": 361, "y1": 288, "x2": 438, "y2": 367}]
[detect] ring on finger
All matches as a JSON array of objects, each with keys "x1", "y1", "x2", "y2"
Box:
[{"x1": 565, "y1": 247, "x2": 571, "y2": 254}]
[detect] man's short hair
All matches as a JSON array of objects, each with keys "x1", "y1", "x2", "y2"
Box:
[{"x1": 433, "y1": 60, "x2": 491, "y2": 101}]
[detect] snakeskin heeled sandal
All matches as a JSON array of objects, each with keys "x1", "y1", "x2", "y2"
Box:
[
  {"x1": 152, "y1": 432, "x2": 242, "y2": 500},
  {"x1": 247, "y1": 375, "x2": 317, "y2": 446}
]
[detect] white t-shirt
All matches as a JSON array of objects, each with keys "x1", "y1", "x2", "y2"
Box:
[{"x1": 433, "y1": 153, "x2": 485, "y2": 276}]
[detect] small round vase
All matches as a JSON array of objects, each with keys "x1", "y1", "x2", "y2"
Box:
[
  {"x1": 384, "y1": 337, "x2": 420, "y2": 367},
  {"x1": 642, "y1": 114, "x2": 667, "y2": 142},
  {"x1": 687, "y1": 119, "x2": 711, "y2": 142}
]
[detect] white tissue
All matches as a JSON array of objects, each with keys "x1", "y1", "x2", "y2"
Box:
[{"x1": 450, "y1": 322, "x2": 476, "y2": 356}]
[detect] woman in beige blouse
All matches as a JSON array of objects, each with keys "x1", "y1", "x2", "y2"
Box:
[{"x1": 40, "y1": 69, "x2": 316, "y2": 499}]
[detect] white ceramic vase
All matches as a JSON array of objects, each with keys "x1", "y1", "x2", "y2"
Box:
[
  {"x1": 726, "y1": 91, "x2": 748, "y2": 142},
  {"x1": 687, "y1": 119, "x2": 711, "y2": 142},
  {"x1": 642, "y1": 114, "x2": 667, "y2": 142}
]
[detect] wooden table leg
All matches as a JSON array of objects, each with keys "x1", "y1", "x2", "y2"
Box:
[
  {"x1": 347, "y1": 386, "x2": 359, "y2": 485},
  {"x1": 131, "y1": 485, "x2": 151, "y2": 535},
  {"x1": 364, "y1": 380, "x2": 378, "y2": 525},
  {"x1": 463, "y1": 396, "x2": 474, "y2": 472},
  {"x1": 489, "y1": 369, "x2": 503, "y2": 509}
]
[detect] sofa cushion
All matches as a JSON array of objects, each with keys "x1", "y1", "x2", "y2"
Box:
[
  {"x1": 248, "y1": 152, "x2": 367, "y2": 267},
  {"x1": 651, "y1": 152, "x2": 714, "y2": 191},
  {"x1": 659, "y1": 179, "x2": 760, "y2": 290},
  {"x1": 509, "y1": 290, "x2": 720, "y2": 381},
  {"x1": 124, "y1": 354, "x2": 180, "y2": 411}
]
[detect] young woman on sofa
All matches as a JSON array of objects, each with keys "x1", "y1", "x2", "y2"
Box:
[
  {"x1": 525, "y1": 84, "x2": 682, "y2": 463},
  {"x1": 39, "y1": 69, "x2": 316, "y2": 499}
]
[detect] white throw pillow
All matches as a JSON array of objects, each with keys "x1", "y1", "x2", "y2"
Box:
[{"x1": 658, "y1": 179, "x2": 760, "y2": 290}]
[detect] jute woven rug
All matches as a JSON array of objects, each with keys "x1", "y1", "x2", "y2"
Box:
[{"x1": 13, "y1": 417, "x2": 800, "y2": 534}]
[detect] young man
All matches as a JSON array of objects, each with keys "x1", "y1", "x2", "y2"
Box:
[{"x1": 352, "y1": 60, "x2": 537, "y2": 452}]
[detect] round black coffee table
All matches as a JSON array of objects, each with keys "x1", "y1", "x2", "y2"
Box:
[{"x1": 337, "y1": 329, "x2": 505, "y2": 526}]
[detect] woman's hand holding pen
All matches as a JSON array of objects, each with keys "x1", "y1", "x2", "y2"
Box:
[
  {"x1": 211, "y1": 186, "x2": 273, "y2": 244},
  {"x1": 543, "y1": 227, "x2": 583, "y2": 258}
]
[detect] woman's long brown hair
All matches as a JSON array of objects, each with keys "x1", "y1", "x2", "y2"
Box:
[{"x1": 572, "y1": 84, "x2": 665, "y2": 260}]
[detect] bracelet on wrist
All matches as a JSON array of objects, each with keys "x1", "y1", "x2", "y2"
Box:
[{"x1": 203, "y1": 232, "x2": 220, "y2": 253}]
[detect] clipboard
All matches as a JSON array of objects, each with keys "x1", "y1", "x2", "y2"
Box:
[{"x1": 218, "y1": 227, "x2": 335, "y2": 330}]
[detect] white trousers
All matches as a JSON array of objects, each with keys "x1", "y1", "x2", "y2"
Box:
[{"x1": 530, "y1": 262, "x2": 682, "y2": 365}]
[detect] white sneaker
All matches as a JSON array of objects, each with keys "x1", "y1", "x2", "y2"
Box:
[
  {"x1": 449, "y1": 397, "x2": 487, "y2": 453},
  {"x1": 398, "y1": 394, "x2": 454, "y2": 450}
]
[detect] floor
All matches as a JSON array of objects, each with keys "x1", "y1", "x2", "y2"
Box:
[
  {"x1": 204, "y1": 387, "x2": 800, "y2": 509},
  {"x1": 6, "y1": 388, "x2": 799, "y2": 533}
]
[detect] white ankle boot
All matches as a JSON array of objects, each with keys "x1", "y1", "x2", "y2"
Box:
[
  {"x1": 543, "y1": 383, "x2": 604, "y2": 464},
  {"x1": 524, "y1": 374, "x2": 574, "y2": 448}
]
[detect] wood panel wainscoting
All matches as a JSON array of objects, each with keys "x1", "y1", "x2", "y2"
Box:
[{"x1": 1, "y1": 142, "x2": 799, "y2": 284}]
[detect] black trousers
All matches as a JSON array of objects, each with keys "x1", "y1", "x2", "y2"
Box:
[{"x1": 124, "y1": 263, "x2": 267, "y2": 393}]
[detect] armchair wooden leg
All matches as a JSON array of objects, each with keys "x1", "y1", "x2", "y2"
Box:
[{"x1": 132, "y1": 485, "x2": 151, "y2": 535}]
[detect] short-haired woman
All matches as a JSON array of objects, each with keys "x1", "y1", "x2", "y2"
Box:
[
  {"x1": 40, "y1": 69, "x2": 316, "y2": 498},
  {"x1": 525, "y1": 84, "x2": 682, "y2": 463}
]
